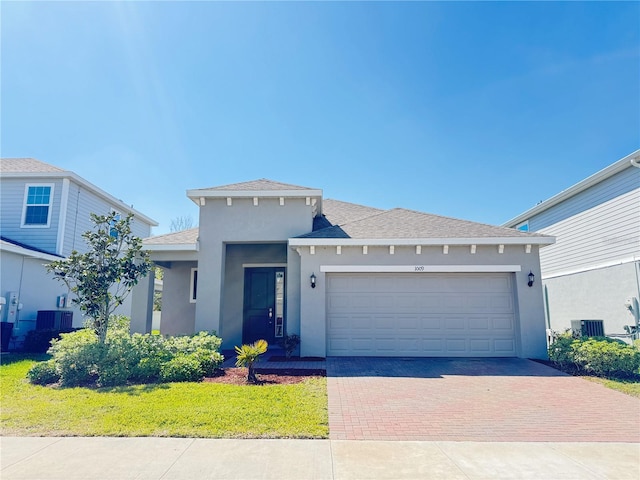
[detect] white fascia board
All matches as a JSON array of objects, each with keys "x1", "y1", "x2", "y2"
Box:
[
  {"x1": 320, "y1": 265, "x2": 522, "y2": 273},
  {"x1": 502, "y1": 149, "x2": 640, "y2": 228},
  {"x1": 187, "y1": 188, "x2": 323, "y2": 200},
  {"x1": 289, "y1": 236, "x2": 555, "y2": 247},
  {"x1": 0, "y1": 242, "x2": 61, "y2": 262},
  {"x1": 3, "y1": 171, "x2": 159, "y2": 226},
  {"x1": 541, "y1": 256, "x2": 640, "y2": 280},
  {"x1": 143, "y1": 243, "x2": 199, "y2": 252}
]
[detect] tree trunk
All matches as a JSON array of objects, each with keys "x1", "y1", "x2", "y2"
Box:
[{"x1": 247, "y1": 363, "x2": 258, "y2": 383}]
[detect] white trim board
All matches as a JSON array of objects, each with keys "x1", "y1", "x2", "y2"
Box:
[
  {"x1": 541, "y1": 256, "x2": 640, "y2": 280},
  {"x1": 290, "y1": 237, "x2": 554, "y2": 247},
  {"x1": 320, "y1": 265, "x2": 522, "y2": 273}
]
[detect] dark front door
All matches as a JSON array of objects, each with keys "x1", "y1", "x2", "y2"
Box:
[{"x1": 243, "y1": 267, "x2": 285, "y2": 345}]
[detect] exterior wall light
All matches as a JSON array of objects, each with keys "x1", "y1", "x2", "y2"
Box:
[
  {"x1": 527, "y1": 271, "x2": 535, "y2": 287},
  {"x1": 310, "y1": 273, "x2": 317, "y2": 289}
]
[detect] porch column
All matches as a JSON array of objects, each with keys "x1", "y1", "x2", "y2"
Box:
[{"x1": 194, "y1": 240, "x2": 224, "y2": 335}]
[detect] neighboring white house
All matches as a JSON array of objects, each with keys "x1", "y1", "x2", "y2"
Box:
[
  {"x1": 145, "y1": 179, "x2": 555, "y2": 359},
  {"x1": 503, "y1": 150, "x2": 640, "y2": 339},
  {"x1": 0, "y1": 158, "x2": 158, "y2": 345}
]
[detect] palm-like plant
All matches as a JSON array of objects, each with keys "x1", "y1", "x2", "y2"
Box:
[{"x1": 235, "y1": 339, "x2": 268, "y2": 383}]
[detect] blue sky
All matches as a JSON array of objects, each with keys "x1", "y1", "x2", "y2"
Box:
[{"x1": 2, "y1": 1, "x2": 638, "y2": 234}]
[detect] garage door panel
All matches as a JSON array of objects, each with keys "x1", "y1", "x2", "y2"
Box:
[
  {"x1": 469, "y1": 317, "x2": 490, "y2": 330},
  {"x1": 397, "y1": 337, "x2": 422, "y2": 351},
  {"x1": 326, "y1": 273, "x2": 517, "y2": 357},
  {"x1": 446, "y1": 339, "x2": 467, "y2": 352},
  {"x1": 397, "y1": 316, "x2": 420, "y2": 330},
  {"x1": 421, "y1": 316, "x2": 442, "y2": 330},
  {"x1": 470, "y1": 339, "x2": 491, "y2": 352},
  {"x1": 328, "y1": 315, "x2": 350, "y2": 331},
  {"x1": 446, "y1": 317, "x2": 466, "y2": 330},
  {"x1": 327, "y1": 295, "x2": 350, "y2": 310},
  {"x1": 352, "y1": 337, "x2": 374, "y2": 351},
  {"x1": 351, "y1": 316, "x2": 372, "y2": 329},
  {"x1": 489, "y1": 295, "x2": 513, "y2": 310},
  {"x1": 491, "y1": 316, "x2": 514, "y2": 330},
  {"x1": 353, "y1": 295, "x2": 377, "y2": 309},
  {"x1": 374, "y1": 316, "x2": 395, "y2": 329}
]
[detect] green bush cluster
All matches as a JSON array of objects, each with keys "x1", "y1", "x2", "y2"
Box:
[
  {"x1": 548, "y1": 332, "x2": 640, "y2": 378},
  {"x1": 27, "y1": 316, "x2": 223, "y2": 387}
]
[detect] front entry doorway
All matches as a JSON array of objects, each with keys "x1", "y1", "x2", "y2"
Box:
[{"x1": 243, "y1": 267, "x2": 285, "y2": 345}]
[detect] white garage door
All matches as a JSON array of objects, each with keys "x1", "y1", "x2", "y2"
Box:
[{"x1": 326, "y1": 273, "x2": 517, "y2": 357}]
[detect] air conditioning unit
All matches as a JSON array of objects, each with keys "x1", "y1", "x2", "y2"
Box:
[
  {"x1": 36, "y1": 310, "x2": 73, "y2": 330},
  {"x1": 571, "y1": 319, "x2": 605, "y2": 337}
]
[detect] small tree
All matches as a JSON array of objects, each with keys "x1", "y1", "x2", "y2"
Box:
[
  {"x1": 235, "y1": 339, "x2": 268, "y2": 383},
  {"x1": 47, "y1": 212, "x2": 151, "y2": 344}
]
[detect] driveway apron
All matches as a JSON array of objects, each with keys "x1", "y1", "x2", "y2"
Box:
[{"x1": 326, "y1": 357, "x2": 640, "y2": 442}]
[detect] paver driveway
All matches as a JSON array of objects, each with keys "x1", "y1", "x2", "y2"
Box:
[{"x1": 326, "y1": 357, "x2": 640, "y2": 442}]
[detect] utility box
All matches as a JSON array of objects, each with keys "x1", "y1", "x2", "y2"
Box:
[
  {"x1": 571, "y1": 319, "x2": 605, "y2": 337},
  {"x1": 36, "y1": 310, "x2": 73, "y2": 330}
]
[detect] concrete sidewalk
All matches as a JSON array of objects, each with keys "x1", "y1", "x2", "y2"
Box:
[{"x1": 2, "y1": 437, "x2": 638, "y2": 479}]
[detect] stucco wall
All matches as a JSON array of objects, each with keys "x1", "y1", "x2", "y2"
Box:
[
  {"x1": 160, "y1": 261, "x2": 197, "y2": 336},
  {"x1": 221, "y1": 243, "x2": 288, "y2": 349},
  {"x1": 296, "y1": 243, "x2": 548, "y2": 359},
  {"x1": 543, "y1": 261, "x2": 639, "y2": 336},
  {"x1": 195, "y1": 197, "x2": 314, "y2": 334}
]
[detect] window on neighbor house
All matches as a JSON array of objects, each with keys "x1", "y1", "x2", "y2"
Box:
[
  {"x1": 109, "y1": 212, "x2": 121, "y2": 238},
  {"x1": 22, "y1": 184, "x2": 54, "y2": 227},
  {"x1": 516, "y1": 221, "x2": 529, "y2": 232},
  {"x1": 190, "y1": 268, "x2": 198, "y2": 303}
]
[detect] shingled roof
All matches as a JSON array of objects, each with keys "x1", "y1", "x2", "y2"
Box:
[
  {"x1": 190, "y1": 179, "x2": 318, "y2": 192},
  {"x1": 143, "y1": 228, "x2": 199, "y2": 245},
  {"x1": 0, "y1": 158, "x2": 65, "y2": 173},
  {"x1": 144, "y1": 185, "x2": 551, "y2": 248}
]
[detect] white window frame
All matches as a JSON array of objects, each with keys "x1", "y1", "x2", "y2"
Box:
[
  {"x1": 21, "y1": 183, "x2": 55, "y2": 228},
  {"x1": 189, "y1": 268, "x2": 198, "y2": 303},
  {"x1": 515, "y1": 221, "x2": 529, "y2": 232}
]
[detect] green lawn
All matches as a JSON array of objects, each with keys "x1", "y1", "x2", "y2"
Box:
[
  {"x1": 0, "y1": 355, "x2": 328, "y2": 438},
  {"x1": 581, "y1": 375, "x2": 640, "y2": 398}
]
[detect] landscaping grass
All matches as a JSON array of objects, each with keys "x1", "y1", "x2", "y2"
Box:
[
  {"x1": 0, "y1": 354, "x2": 328, "y2": 438},
  {"x1": 581, "y1": 375, "x2": 640, "y2": 398}
]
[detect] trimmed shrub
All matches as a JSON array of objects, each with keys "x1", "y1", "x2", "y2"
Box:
[
  {"x1": 47, "y1": 329, "x2": 101, "y2": 386},
  {"x1": 548, "y1": 333, "x2": 640, "y2": 378},
  {"x1": 26, "y1": 316, "x2": 224, "y2": 387},
  {"x1": 548, "y1": 332, "x2": 578, "y2": 372},
  {"x1": 160, "y1": 354, "x2": 204, "y2": 382},
  {"x1": 27, "y1": 359, "x2": 60, "y2": 385},
  {"x1": 572, "y1": 337, "x2": 640, "y2": 378}
]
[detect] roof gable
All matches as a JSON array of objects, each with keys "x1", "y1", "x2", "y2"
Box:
[
  {"x1": 1, "y1": 158, "x2": 158, "y2": 227},
  {"x1": 192, "y1": 179, "x2": 319, "y2": 192}
]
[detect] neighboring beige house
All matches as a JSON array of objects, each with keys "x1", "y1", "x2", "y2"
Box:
[
  {"x1": 503, "y1": 150, "x2": 640, "y2": 340},
  {"x1": 145, "y1": 179, "x2": 554, "y2": 359}
]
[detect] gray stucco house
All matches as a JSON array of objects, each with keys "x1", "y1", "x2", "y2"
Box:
[
  {"x1": 145, "y1": 179, "x2": 554, "y2": 359},
  {"x1": 0, "y1": 158, "x2": 157, "y2": 342},
  {"x1": 503, "y1": 150, "x2": 640, "y2": 340}
]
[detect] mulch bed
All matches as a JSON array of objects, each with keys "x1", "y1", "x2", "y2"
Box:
[{"x1": 204, "y1": 367, "x2": 326, "y2": 385}]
